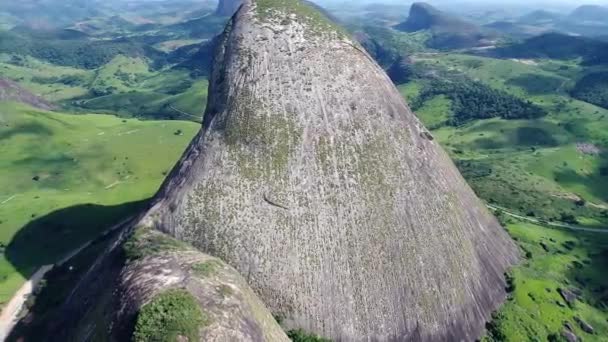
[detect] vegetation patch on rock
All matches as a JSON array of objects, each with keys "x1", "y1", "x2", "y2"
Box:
[
  {"x1": 132, "y1": 289, "x2": 207, "y2": 342},
  {"x1": 123, "y1": 227, "x2": 191, "y2": 261}
]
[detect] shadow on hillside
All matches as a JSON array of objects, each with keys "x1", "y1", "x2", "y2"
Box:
[
  {"x1": 5, "y1": 200, "x2": 149, "y2": 280},
  {"x1": 562, "y1": 233, "x2": 608, "y2": 312},
  {"x1": 553, "y1": 150, "x2": 608, "y2": 203}
]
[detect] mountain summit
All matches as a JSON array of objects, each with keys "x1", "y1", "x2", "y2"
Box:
[
  {"x1": 146, "y1": 0, "x2": 518, "y2": 340},
  {"x1": 41, "y1": 0, "x2": 518, "y2": 340},
  {"x1": 395, "y1": 2, "x2": 479, "y2": 33},
  {"x1": 395, "y1": 2, "x2": 488, "y2": 49}
]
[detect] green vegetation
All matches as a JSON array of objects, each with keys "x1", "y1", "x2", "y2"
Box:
[
  {"x1": 400, "y1": 53, "x2": 608, "y2": 225},
  {"x1": 0, "y1": 30, "x2": 165, "y2": 69},
  {"x1": 483, "y1": 221, "x2": 608, "y2": 341},
  {"x1": 494, "y1": 33, "x2": 608, "y2": 64},
  {"x1": 0, "y1": 102, "x2": 198, "y2": 307},
  {"x1": 415, "y1": 76, "x2": 546, "y2": 125},
  {"x1": 571, "y1": 72, "x2": 608, "y2": 110},
  {"x1": 191, "y1": 260, "x2": 222, "y2": 277},
  {"x1": 255, "y1": 0, "x2": 345, "y2": 36},
  {"x1": 287, "y1": 329, "x2": 332, "y2": 342},
  {"x1": 132, "y1": 289, "x2": 207, "y2": 342},
  {"x1": 123, "y1": 227, "x2": 192, "y2": 261},
  {"x1": 1, "y1": 53, "x2": 208, "y2": 120},
  {"x1": 354, "y1": 26, "x2": 430, "y2": 68},
  {"x1": 399, "y1": 49, "x2": 608, "y2": 340}
]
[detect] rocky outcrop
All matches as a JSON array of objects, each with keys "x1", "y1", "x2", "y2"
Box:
[
  {"x1": 574, "y1": 316, "x2": 594, "y2": 334},
  {"x1": 395, "y1": 2, "x2": 479, "y2": 33},
  {"x1": 0, "y1": 78, "x2": 55, "y2": 110},
  {"x1": 558, "y1": 288, "x2": 578, "y2": 306},
  {"x1": 44, "y1": 227, "x2": 289, "y2": 341},
  {"x1": 394, "y1": 2, "x2": 489, "y2": 49},
  {"x1": 143, "y1": 0, "x2": 518, "y2": 340}
]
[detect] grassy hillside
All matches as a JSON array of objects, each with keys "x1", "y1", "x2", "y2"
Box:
[
  {"x1": 0, "y1": 101, "x2": 198, "y2": 308},
  {"x1": 483, "y1": 220, "x2": 608, "y2": 341},
  {"x1": 396, "y1": 51, "x2": 608, "y2": 341},
  {"x1": 0, "y1": 54, "x2": 208, "y2": 120},
  {"x1": 399, "y1": 53, "x2": 608, "y2": 225}
]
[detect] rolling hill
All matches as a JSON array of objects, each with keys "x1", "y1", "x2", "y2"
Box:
[
  {"x1": 569, "y1": 4, "x2": 608, "y2": 22},
  {"x1": 0, "y1": 78, "x2": 54, "y2": 110}
]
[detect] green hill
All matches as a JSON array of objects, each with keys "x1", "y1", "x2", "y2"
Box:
[
  {"x1": 571, "y1": 71, "x2": 608, "y2": 110},
  {"x1": 493, "y1": 32, "x2": 608, "y2": 64},
  {"x1": 0, "y1": 29, "x2": 167, "y2": 69}
]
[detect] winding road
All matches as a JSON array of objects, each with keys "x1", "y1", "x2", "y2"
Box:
[
  {"x1": 486, "y1": 204, "x2": 608, "y2": 234},
  {"x1": 169, "y1": 105, "x2": 202, "y2": 120}
]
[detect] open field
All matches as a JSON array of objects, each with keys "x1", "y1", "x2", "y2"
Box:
[
  {"x1": 399, "y1": 53, "x2": 608, "y2": 226},
  {"x1": 483, "y1": 220, "x2": 608, "y2": 341},
  {"x1": 0, "y1": 101, "x2": 198, "y2": 307}
]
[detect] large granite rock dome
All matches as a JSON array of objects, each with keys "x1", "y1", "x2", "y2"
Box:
[{"x1": 144, "y1": 0, "x2": 518, "y2": 340}]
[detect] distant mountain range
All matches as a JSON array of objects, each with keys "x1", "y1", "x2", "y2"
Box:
[
  {"x1": 485, "y1": 4, "x2": 608, "y2": 38},
  {"x1": 490, "y1": 32, "x2": 608, "y2": 65},
  {"x1": 569, "y1": 4, "x2": 608, "y2": 22}
]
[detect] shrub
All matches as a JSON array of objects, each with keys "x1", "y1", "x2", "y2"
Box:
[
  {"x1": 132, "y1": 289, "x2": 206, "y2": 342},
  {"x1": 287, "y1": 329, "x2": 332, "y2": 342}
]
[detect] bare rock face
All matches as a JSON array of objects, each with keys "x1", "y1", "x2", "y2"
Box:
[
  {"x1": 215, "y1": 0, "x2": 243, "y2": 16},
  {"x1": 145, "y1": 0, "x2": 518, "y2": 340}
]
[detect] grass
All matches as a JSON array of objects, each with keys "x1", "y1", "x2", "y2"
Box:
[
  {"x1": 402, "y1": 53, "x2": 608, "y2": 226},
  {"x1": 255, "y1": 0, "x2": 346, "y2": 37},
  {"x1": 132, "y1": 288, "x2": 207, "y2": 342},
  {"x1": 411, "y1": 94, "x2": 451, "y2": 129},
  {"x1": 287, "y1": 329, "x2": 332, "y2": 342},
  {"x1": 90, "y1": 55, "x2": 151, "y2": 94},
  {"x1": 0, "y1": 101, "x2": 198, "y2": 307},
  {"x1": 191, "y1": 260, "x2": 222, "y2": 277},
  {"x1": 0, "y1": 54, "x2": 92, "y2": 101},
  {"x1": 401, "y1": 53, "x2": 608, "y2": 339},
  {"x1": 123, "y1": 227, "x2": 192, "y2": 261},
  {"x1": 1, "y1": 53, "x2": 208, "y2": 121},
  {"x1": 483, "y1": 221, "x2": 608, "y2": 341}
]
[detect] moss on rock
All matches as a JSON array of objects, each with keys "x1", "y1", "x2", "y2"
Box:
[{"x1": 132, "y1": 289, "x2": 207, "y2": 342}]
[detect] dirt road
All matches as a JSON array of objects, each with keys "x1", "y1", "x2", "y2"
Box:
[
  {"x1": 0, "y1": 265, "x2": 51, "y2": 340},
  {"x1": 0, "y1": 215, "x2": 134, "y2": 340},
  {"x1": 487, "y1": 204, "x2": 608, "y2": 234}
]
